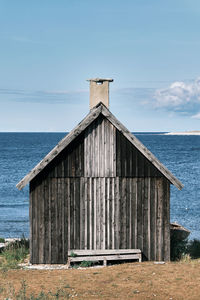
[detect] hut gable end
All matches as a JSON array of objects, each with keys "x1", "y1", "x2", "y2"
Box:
[
  {"x1": 30, "y1": 113, "x2": 165, "y2": 183},
  {"x1": 16, "y1": 103, "x2": 183, "y2": 190}
]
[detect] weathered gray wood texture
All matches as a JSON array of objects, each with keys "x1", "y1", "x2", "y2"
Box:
[{"x1": 29, "y1": 115, "x2": 170, "y2": 264}]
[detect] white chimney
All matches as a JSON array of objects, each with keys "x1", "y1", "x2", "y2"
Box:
[{"x1": 87, "y1": 78, "x2": 113, "y2": 109}]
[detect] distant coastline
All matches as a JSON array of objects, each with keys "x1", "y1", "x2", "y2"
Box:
[{"x1": 164, "y1": 131, "x2": 200, "y2": 136}]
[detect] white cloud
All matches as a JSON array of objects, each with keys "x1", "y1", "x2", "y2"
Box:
[{"x1": 154, "y1": 78, "x2": 200, "y2": 113}]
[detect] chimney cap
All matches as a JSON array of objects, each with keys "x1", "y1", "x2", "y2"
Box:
[{"x1": 87, "y1": 78, "x2": 114, "y2": 83}]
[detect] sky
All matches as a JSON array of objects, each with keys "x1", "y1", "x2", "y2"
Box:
[{"x1": 0, "y1": 0, "x2": 200, "y2": 132}]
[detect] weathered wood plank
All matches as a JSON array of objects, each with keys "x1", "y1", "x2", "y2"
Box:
[
  {"x1": 70, "y1": 179, "x2": 74, "y2": 249},
  {"x1": 150, "y1": 178, "x2": 156, "y2": 261},
  {"x1": 137, "y1": 178, "x2": 143, "y2": 252},
  {"x1": 96, "y1": 178, "x2": 100, "y2": 249},
  {"x1": 76, "y1": 178, "x2": 80, "y2": 250},
  {"x1": 163, "y1": 179, "x2": 170, "y2": 261},
  {"x1": 29, "y1": 183, "x2": 33, "y2": 263},
  {"x1": 68, "y1": 254, "x2": 141, "y2": 264},
  {"x1": 93, "y1": 178, "x2": 97, "y2": 250},
  {"x1": 89, "y1": 178, "x2": 92, "y2": 249},
  {"x1": 156, "y1": 178, "x2": 163, "y2": 261},
  {"x1": 69, "y1": 254, "x2": 141, "y2": 262},
  {"x1": 73, "y1": 178, "x2": 77, "y2": 249},
  {"x1": 66, "y1": 178, "x2": 70, "y2": 251},
  {"x1": 43, "y1": 177, "x2": 49, "y2": 263},
  {"x1": 79, "y1": 178, "x2": 84, "y2": 249},
  {"x1": 101, "y1": 118, "x2": 105, "y2": 177},
  {"x1": 111, "y1": 178, "x2": 115, "y2": 249},
  {"x1": 84, "y1": 178, "x2": 88, "y2": 249},
  {"x1": 133, "y1": 178, "x2": 137, "y2": 249},
  {"x1": 87, "y1": 179, "x2": 90, "y2": 249},
  {"x1": 112, "y1": 124, "x2": 116, "y2": 177},
  {"x1": 63, "y1": 178, "x2": 68, "y2": 263},
  {"x1": 48, "y1": 178, "x2": 52, "y2": 263},
  {"x1": 57, "y1": 178, "x2": 63, "y2": 263},
  {"x1": 116, "y1": 177, "x2": 120, "y2": 249},
  {"x1": 121, "y1": 178, "x2": 126, "y2": 248},
  {"x1": 143, "y1": 177, "x2": 149, "y2": 260},
  {"x1": 34, "y1": 181, "x2": 39, "y2": 264},
  {"x1": 68, "y1": 249, "x2": 141, "y2": 255},
  {"x1": 147, "y1": 177, "x2": 151, "y2": 260},
  {"x1": 38, "y1": 180, "x2": 44, "y2": 263},
  {"x1": 50, "y1": 178, "x2": 56, "y2": 263},
  {"x1": 128, "y1": 179, "x2": 132, "y2": 249},
  {"x1": 126, "y1": 178, "x2": 130, "y2": 249},
  {"x1": 106, "y1": 178, "x2": 110, "y2": 249}
]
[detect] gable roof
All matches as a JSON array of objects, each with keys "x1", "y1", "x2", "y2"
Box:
[{"x1": 16, "y1": 103, "x2": 183, "y2": 190}]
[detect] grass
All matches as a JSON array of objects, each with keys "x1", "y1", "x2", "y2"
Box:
[
  {"x1": 80, "y1": 260, "x2": 96, "y2": 268},
  {"x1": 1, "y1": 279, "x2": 73, "y2": 299},
  {"x1": 70, "y1": 251, "x2": 77, "y2": 258},
  {"x1": 1, "y1": 260, "x2": 200, "y2": 299},
  {"x1": 187, "y1": 239, "x2": 200, "y2": 259},
  {"x1": 171, "y1": 238, "x2": 200, "y2": 261},
  {"x1": 0, "y1": 238, "x2": 29, "y2": 271},
  {"x1": 0, "y1": 237, "x2": 5, "y2": 243}
]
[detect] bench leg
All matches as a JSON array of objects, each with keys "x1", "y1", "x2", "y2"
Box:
[
  {"x1": 67, "y1": 258, "x2": 71, "y2": 268},
  {"x1": 103, "y1": 258, "x2": 107, "y2": 266}
]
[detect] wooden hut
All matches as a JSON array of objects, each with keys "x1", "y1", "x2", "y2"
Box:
[{"x1": 16, "y1": 78, "x2": 183, "y2": 264}]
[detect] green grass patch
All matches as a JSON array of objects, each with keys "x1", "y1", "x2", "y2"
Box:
[
  {"x1": 0, "y1": 237, "x2": 29, "y2": 271},
  {"x1": 70, "y1": 251, "x2": 78, "y2": 257},
  {"x1": 171, "y1": 237, "x2": 200, "y2": 261},
  {"x1": 187, "y1": 239, "x2": 200, "y2": 259},
  {"x1": 0, "y1": 237, "x2": 5, "y2": 243},
  {"x1": 80, "y1": 260, "x2": 96, "y2": 268}
]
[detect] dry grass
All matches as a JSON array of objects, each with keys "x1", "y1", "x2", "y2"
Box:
[{"x1": 1, "y1": 260, "x2": 200, "y2": 299}]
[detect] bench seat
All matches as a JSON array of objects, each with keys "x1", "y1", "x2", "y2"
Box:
[{"x1": 68, "y1": 249, "x2": 142, "y2": 266}]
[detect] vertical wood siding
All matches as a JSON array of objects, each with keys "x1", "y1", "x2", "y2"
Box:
[
  {"x1": 30, "y1": 176, "x2": 170, "y2": 263},
  {"x1": 30, "y1": 178, "x2": 68, "y2": 264},
  {"x1": 46, "y1": 133, "x2": 85, "y2": 178},
  {"x1": 116, "y1": 130, "x2": 163, "y2": 178},
  {"x1": 84, "y1": 116, "x2": 116, "y2": 177}
]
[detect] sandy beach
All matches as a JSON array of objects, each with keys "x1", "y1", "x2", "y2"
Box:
[{"x1": 164, "y1": 131, "x2": 200, "y2": 135}]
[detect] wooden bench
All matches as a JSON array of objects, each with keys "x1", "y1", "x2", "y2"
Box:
[{"x1": 67, "y1": 249, "x2": 142, "y2": 267}]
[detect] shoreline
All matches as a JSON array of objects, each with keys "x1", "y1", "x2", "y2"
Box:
[{"x1": 164, "y1": 131, "x2": 200, "y2": 136}]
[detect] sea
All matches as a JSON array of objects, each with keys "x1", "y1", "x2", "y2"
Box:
[{"x1": 0, "y1": 132, "x2": 200, "y2": 240}]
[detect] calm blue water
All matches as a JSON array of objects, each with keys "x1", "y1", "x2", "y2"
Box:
[{"x1": 0, "y1": 132, "x2": 200, "y2": 240}]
